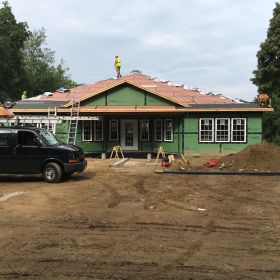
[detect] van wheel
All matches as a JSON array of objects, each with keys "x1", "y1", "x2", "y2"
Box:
[{"x1": 43, "y1": 163, "x2": 62, "y2": 183}]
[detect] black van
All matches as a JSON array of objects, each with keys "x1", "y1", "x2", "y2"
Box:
[{"x1": 0, "y1": 126, "x2": 87, "y2": 183}]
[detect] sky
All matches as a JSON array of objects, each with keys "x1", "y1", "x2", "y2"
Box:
[{"x1": 8, "y1": 0, "x2": 277, "y2": 101}]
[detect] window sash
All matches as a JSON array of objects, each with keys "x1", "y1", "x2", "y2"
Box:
[
  {"x1": 164, "y1": 119, "x2": 173, "y2": 141},
  {"x1": 109, "y1": 120, "x2": 119, "y2": 141},
  {"x1": 82, "y1": 120, "x2": 92, "y2": 141},
  {"x1": 231, "y1": 118, "x2": 247, "y2": 143},
  {"x1": 140, "y1": 120, "x2": 149, "y2": 141},
  {"x1": 94, "y1": 120, "x2": 103, "y2": 141},
  {"x1": 215, "y1": 118, "x2": 230, "y2": 143},
  {"x1": 154, "y1": 119, "x2": 162, "y2": 141},
  {"x1": 199, "y1": 118, "x2": 214, "y2": 142}
]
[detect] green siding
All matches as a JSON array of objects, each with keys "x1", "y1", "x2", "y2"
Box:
[
  {"x1": 146, "y1": 94, "x2": 172, "y2": 106},
  {"x1": 107, "y1": 86, "x2": 144, "y2": 105},
  {"x1": 82, "y1": 94, "x2": 106, "y2": 106},
  {"x1": 183, "y1": 113, "x2": 263, "y2": 154},
  {"x1": 53, "y1": 112, "x2": 263, "y2": 155}
]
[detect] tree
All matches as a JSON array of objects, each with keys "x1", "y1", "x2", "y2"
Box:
[
  {"x1": 0, "y1": 1, "x2": 29, "y2": 100},
  {"x1": 251, "y1": 3, "x2": 280, "y2": 144},
  {"x1": 23, "y1": 29, "x2": 76, "y2": 96}
]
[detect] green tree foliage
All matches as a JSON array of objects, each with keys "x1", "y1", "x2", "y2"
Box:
[
  {"x1": 0, "y1": 1, "x2": 29, "y2": 100},
  {"x1": 23, "y1": 29, "x2": 76, "y2": 96},
  {"x1": 0, "y1": 1, "x2": 76, "y2": 101},
  {"x1": 252, "y1": 3, "x2": 280, "y2": 144}
]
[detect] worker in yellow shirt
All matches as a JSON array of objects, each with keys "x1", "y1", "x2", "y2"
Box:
[
  {"x1": 115, "y1": 55, "x2": 121, "y2": 78},
  {"x1": 21, "y1": 90, "x2": 27, "y2": 100}
]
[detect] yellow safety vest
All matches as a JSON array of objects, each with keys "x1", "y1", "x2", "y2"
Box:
[{"x1": 115, "y1": 58, "x2": 121, "y2": 67}]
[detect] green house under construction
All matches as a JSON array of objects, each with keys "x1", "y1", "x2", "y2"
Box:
[{"x1": 10, "y1": 73, "x2": 272, "y2": 155}]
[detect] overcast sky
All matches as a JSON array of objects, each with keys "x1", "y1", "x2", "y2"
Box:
[{"x1": 9, "y1": 0, "x2": 277, "y2": 100}]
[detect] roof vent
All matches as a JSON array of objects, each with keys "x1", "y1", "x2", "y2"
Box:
[
  {"x1": 57, "y1": 86, "x2": 70, "y2": 93},
  {"x1": 43, "y1": 92, "x2": 53, "y2": 96},
  {"x1": 192, "y1": 87, "x2": 200, "y2": 92},
  {"x1": 130, "y1": 69, "x2": 142, "y2": 74}
]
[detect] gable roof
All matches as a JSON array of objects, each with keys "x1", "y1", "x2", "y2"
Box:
[
  {"x1": 35, "y1": 73, "x2": 240, "y2": 107},
  {"x1": 64, "y1": 79, "x2": 190, "y2": 108}
]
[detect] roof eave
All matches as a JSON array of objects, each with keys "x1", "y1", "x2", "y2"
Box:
[{"x1": 11, "y1": 107, "x2": 273, "y2": 113}]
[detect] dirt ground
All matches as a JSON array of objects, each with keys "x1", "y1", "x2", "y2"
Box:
[{"x1": 0, "y1": 156, "x2": 280, "y2": 279}]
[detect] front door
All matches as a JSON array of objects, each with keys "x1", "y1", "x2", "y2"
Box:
[{"x1": 121, "y1": 119, "x2": 138, "y2": 150}]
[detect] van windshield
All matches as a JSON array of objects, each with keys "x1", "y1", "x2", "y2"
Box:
[{"x1": 37, "y1": 129, "x2": 61, "y2": 145}]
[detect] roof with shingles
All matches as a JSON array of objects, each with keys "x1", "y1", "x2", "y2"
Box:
[{"x1": 35, "y1": 73, "x2": 240, "y2": 107}]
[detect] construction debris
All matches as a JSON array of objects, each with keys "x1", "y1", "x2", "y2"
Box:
[{"x1": 111, "y1": 158, "x2": 129, "y2": 167}]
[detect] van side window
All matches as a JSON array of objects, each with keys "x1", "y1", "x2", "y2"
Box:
[
  {"x1": 17, "y1": 131, "x2": 37, "y2": 146},
  {"x1": 0, "y1": 131, "x2": 11, "y2": 146}
]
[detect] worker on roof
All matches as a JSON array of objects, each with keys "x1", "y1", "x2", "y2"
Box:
[
  {"x1": 115, "y1": 55, "x2": 121, "y2": 78},
  {"x1": 257, "y1": 92, "x2": 271, "y2": 108},
  {"x1": 21, "y1": 90, "x2": 27, "y2": 100}
]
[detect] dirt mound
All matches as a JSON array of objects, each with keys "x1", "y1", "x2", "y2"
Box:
[{"x1": 217, "y1": 142, "x2": 280, "y2": 171}]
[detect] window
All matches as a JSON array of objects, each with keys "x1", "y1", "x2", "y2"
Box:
[
  {"x1": 17, "y1": 131, "x2": 38, "y2": 146},
  {"x1": 199, "y1": 118, "x2": 214, "y2": 142},
  {"x1": 109, "y1": 120, "x2": 119, "y2": 141},
  {"x1": 164, "y1": 119, "x2": 173, "y2": 141},
  {"x1": 215, "y1": 118, "x2": 230, "y2": 142},
  {"x1": 140, "y1": 120, "x2": 149, "y2": 141},
  {"x1": 0, "y1": 131, "x2": 11, "y2": 146},
  {"x1": 82, "y1": 120, "x2": 92, "y2": 141},
  {"x1": 154, "y1": 120, "x2": 162, "y2": 141},
  {"x1": 94, "y1": 120, "x2": 103, "y2": 141},
  {"x1": 231, "y1": 118, "x2": 246, "y2": 143}
]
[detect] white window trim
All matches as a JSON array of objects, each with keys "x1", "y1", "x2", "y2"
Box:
[
  {"x1": 164, "y1": 119, "x2": 173, "y2": 142},
  {"x1": 231, "y1": 118, "x2": 247, "y2": 143},
  {"x1": 94, "y1": 120, "x2": 104, "y2": 141},
  {"x1": 140, "y1": 119, "x2": 149, "y2": 141},
  {"x1": 154, "y1": 119, "x2": 162, "y2": 141},
  {"x1": 199, "y1": 118, "x2": 214, "y2": 143},
  {"x1": 215, "y1": 118, "x2": 230, "y2": 143},
  {"x1": 82, "y1": 120, "x2": 92, "y2": 142},
  {"x1": 109, "y1": 119, "x2": 119, "y2": 141}
]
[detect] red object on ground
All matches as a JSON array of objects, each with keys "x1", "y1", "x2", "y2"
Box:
[
  {"x1": 204, "y1": 159, "x2": 218, "y2": 167},
  {"x1": 161, "y1": 161, "x2": 170, "y2": 167}
]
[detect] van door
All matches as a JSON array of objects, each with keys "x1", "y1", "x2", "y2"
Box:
[
  {"x1": 0, "y1": 129, "x2": 14, "y2": 173},
  {"x1": 14, "y1": 130, "x2": 46, "y2": 173}
]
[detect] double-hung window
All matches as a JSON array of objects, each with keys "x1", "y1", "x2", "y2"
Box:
[
  {"x1": 109, "y1": 120, "x2": 118, "y2": 141},
  {"x1": 199, "y1": 118, "x2": 214, "y2": 142},
  {"x1": 94, "y1": 120, "x2": 103, "y2": 141},
  {"x1": 215, "y1": 118, "x2": 230, "y2": 142},
  {"x1": 140, "y1": 120, "x2": 149, "y2": 141},
  {"x1": 164, "y1": 119, "x2": 173, "y2": 141},
  {"x1": 82, "y1": 120, "x2": 92, "y2": 141},
  {"x1": 154, "y1": 120, "x2": 162, "y2": 141},
  {"x1": 231, "y1": 118, "x2": 246, "y2": 143}
]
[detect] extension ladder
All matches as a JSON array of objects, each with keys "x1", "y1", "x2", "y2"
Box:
[{"x1": 67, "y1": 99, "x2": 80, "y2": 145}]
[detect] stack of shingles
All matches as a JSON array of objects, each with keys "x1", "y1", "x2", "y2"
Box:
[{"x1": 0, "y1": 107, "x2": 13, "y2": 118}]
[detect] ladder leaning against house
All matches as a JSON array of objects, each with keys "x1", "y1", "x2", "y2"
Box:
[{"x1": 67, "y1": 99, "x2": 80, "y2": 145}]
